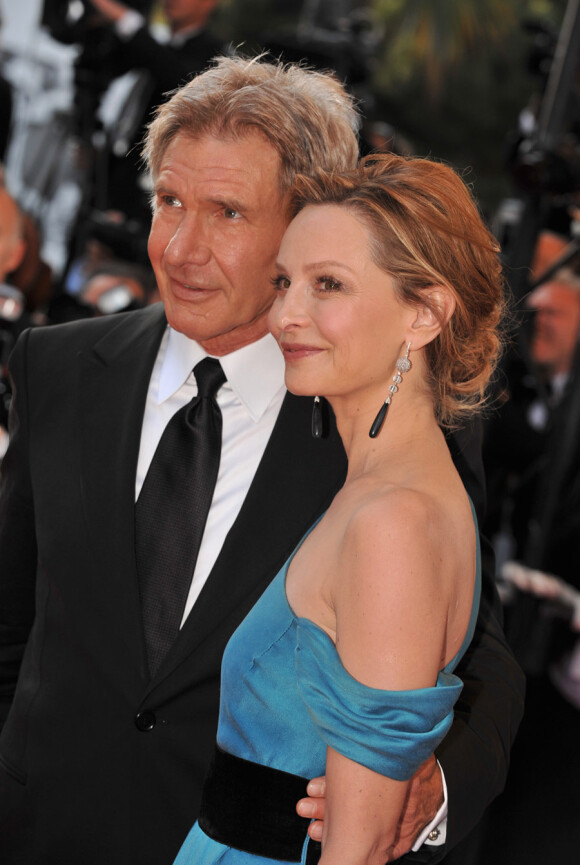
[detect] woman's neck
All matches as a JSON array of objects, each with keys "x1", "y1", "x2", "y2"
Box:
[{"x1": 332, "y1": 390, "x2": 443, "y2": 484}]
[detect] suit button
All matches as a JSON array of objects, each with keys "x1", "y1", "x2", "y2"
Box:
[{"x1": 135, "y1": 711, "x2": 156, "y2": 731}]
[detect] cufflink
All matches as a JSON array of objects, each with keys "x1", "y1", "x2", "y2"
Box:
[{"x1": 427, "y1": 828, "x2": 441, "y2": 842}]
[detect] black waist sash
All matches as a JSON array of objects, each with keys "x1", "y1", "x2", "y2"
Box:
[{"x1": 198, "y1": 745, "x2": 321, "y2": 863}]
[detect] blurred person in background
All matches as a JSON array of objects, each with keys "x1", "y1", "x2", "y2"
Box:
[
  {"x1": 0, "y1": 186, "x2": 24, "y2": 288},
  {"x1": 0, "y1": 11, "x2": 13, "y2": 164},
  {"x1": 0, "y1": 184, "x2": 25, "y2": 451},
  {"x1": 484, "y1": 244, "x2": 580, "y2": 586},
  {"x1": 80, "y1": 259, "x2": 156, "y2": 314},
  {"x1": 40, "y1": 0, "x2": 225, "y2": 273},
  {"x1": 526, "y1": 268, "x2": 580, "y2": 410},
  {"x1": 81, "y1": 0, "x2": 224, "y2": 222},
  {"x1": 478, "y1": 230, "x2": 580, "y2": 865},
  {"x1": 0, "y1": 71, "x2": 12, "y2": 165}
]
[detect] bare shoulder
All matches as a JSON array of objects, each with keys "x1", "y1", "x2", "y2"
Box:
[
  {"x1": 334, "y1": 486, "x2": 452, "y2": 631},
  {"x1": 343, "y1": 485, "x2": 446, "y2": 568},
  {"x1": 332, "y1": 486, "x2": 463, "y2": 689},
  {"x1": 335, "y1": 482, "x2": 475, "y2": 632}
]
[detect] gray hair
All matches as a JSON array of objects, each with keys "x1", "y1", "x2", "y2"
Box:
[{"x1": 143, "y1": 54, "x2": 360, "y2": 194}]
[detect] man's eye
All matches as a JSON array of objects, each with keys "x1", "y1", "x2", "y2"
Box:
[
  {"x1": 159, "y1": 194, "x2": 182, "y2": 208},
  {"x1": 224, "y1": 207, "x2": 242, "y2": 219},
  {"x1": 271, "y1": 275, "x2": 291, "y2": 291}
]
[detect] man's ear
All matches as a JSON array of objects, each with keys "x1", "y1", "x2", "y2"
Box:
[{"x1": 408, "y1": 287, "x2": 455, "y2": 350}]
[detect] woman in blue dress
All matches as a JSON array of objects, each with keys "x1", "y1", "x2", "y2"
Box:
[{"x1": 174, "y1": 153, "x2": 505, "y2": 865}]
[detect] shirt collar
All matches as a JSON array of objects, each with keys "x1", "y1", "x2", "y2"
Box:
[
  {"x1": 157, "y1": 326, "x2": 286, "y2": 421},
  {"x1": 170, "y1": 25, "x2": 203, "y2": 46},
  {"x1": 148, "y1": 23, "x2": 202, "y2": 46}
]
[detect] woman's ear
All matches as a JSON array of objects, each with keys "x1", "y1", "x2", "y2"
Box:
[{"x1": 408, "y1": 286, "x2": 455, "y2": 349}]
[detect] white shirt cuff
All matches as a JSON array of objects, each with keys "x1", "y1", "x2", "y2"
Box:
[
  {"x1": 411, "y1": 761, "x2": 448, "y2": 850},
  {"x1": 114, "y1": 10, "x2": 145, "y2": 40}
]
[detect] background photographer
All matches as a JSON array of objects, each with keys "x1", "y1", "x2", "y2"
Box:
[
  {"x1": 0, "y1": 183, "x2": 26, "y2": 452},
  {"x1": 43, "y1": 0, "x2": 223, "y2": 232},
  {"x1": 476, "y1": 220, "x2": 580, "y2": 863},
  {"x1": 484, "y1": 244, "x2": 580, "y2": 584}
]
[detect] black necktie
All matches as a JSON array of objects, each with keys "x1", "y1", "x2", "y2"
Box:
[{"x1": 136, "y1": 357, "x2": 226, "y2": 676}]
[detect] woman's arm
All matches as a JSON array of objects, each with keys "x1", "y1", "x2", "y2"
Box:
[
  {"x1": 314, "y1": 491, "x2": 469, "y2": 864},
  {"x1": 320, "y1": 748, "x2": 411, "y2": 865}
]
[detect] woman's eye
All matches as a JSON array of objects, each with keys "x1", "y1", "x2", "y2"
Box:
[
  {"x1": 271, "y1": 275, "x2": 291, "y2": 291},
  {"x1": 317, "y1": 277, "x2": 342, "y2": 292}
]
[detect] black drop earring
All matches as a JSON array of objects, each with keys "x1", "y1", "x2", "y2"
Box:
[
  {"x1": 312, "y1": 396, "x2": 324, "y2": 439},
  {"x1": 369, "y1": 343, "x2": 412, "y2": 439}
]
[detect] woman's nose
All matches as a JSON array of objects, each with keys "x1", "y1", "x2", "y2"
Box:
[{"x1": 271, "y1": 284, "x2": 309, "y2": 331}]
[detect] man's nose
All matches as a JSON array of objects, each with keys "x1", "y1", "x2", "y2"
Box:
[{"x1": 164, "y1": 214, "x2": 211, "y2": 267}]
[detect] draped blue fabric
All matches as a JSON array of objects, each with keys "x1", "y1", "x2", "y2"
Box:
[
  {"x1": 174, "y1": 503, "x2": 480, "y2": 864},
  {"x1": 296, "y1": 621, "x2": 464, "y2": 781}
]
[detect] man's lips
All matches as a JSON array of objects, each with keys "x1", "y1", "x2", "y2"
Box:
[
  {"x1": 168, "y1": 276, "x2": 219, "y2": 300},
  {"x1": 279, "y1": 343, "x2": 324, "y2": 361}
]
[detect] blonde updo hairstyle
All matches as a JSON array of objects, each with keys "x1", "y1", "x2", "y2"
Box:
[{"x1": 290, "y1": 153, "x2": 506, "y2": 428}]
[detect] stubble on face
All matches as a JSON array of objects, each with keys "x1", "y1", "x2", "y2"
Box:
[{"x1": 148, "y1": 131, "x2": 290, "y2": 356}]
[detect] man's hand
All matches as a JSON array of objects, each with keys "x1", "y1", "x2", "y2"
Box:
[
  {"x1": 296, "y1": 755, "x2": 444, "y2": 854},
  {"x1": 390, "y1": 755, "x2": 444, "y2": 859},
  {"x1": 296, "y1": 776, "x2": 326, "y2": 842},
  {"x1": 86, "y1": 0, "x2": 129, "y2": 23}
]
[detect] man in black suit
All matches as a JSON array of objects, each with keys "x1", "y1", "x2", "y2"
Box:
[
  {"x1": 0, "y1": 56, "x2": 524, "y2": 864},
  {"x1": 0, "y1": 73, "x2": 12, "y2": 164}
]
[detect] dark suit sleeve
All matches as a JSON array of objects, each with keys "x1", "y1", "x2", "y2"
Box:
[
  {"x1": 401, "y1": 421, "x2": 526, "y2": 862},
  {"x1": 0, "y1": 330, "x2": 37, "y2": 729},
  {"x1": 435, "y1": 588, "x2": 525, "y2": 849},
  {"x1": 113, "y1": 26, "x2": 223, "y2": 95}
]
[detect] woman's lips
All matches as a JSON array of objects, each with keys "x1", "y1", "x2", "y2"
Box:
[{"x1": 280, "y1": 343, "x2": 324, "y2": 361}]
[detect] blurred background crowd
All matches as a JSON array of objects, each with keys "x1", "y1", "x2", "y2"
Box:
[{"x1": 1, "y1": 0, "x2": 579, "y2": 862}]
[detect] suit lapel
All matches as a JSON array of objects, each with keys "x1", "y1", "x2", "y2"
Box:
[
  {"x1": 160, "y1": 394, "x2": 347, "y2": 678},
  {"x1": 78, "y1": 304, "x2": 167, "y2": 672}
]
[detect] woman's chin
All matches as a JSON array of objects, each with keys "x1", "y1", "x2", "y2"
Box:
[
  {"x1": 284, "y1": 376, "x2": 320, "y2": 398},
  {"x1": 286, "y1": 386, "x2": 317, "y2": 397}
]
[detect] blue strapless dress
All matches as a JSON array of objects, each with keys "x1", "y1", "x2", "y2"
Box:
[{"x1": 174, "y1": 506, "x2": 481, "y2": 864}]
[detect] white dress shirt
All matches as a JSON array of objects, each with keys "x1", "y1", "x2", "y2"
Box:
[{"x1": 136, "y1": 326, "x2": 286, "y2": 621}]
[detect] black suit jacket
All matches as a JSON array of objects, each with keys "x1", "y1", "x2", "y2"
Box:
[{"x1": 0, "y1": 305, "x2": 524, "y2": 864}]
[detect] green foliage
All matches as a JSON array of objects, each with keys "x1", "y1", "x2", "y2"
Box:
[
  {"x1": 212, "y1": 0, "x2": 305, "y2": 48},
  {"x1": 213, "y1": 0, "x2": 570, "y2": 211},
  {"x1": 370, "y1": 0, "x2": 567, "y2": 93},
  {"x1": 367, "y1": 0, "x2": 569, "y2": 209}
]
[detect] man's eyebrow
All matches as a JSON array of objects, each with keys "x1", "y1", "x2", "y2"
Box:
[
  {"x1": 208, "y1": 196, "x2": 248, "y2": 212},
  {"x1": 152, "y1": 181, "x2": 175, "y2": 194}
]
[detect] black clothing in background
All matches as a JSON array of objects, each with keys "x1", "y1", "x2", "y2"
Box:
[
  {"x1": 75, "y1": 23, "x2": 224, "y2": 221},
  {"x1": 0, "y1": 73, "x2": 13, "y2": 162}
]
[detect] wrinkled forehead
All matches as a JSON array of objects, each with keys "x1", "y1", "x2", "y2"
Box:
[{"x1": 155, "y1": 130, "x2": 287, "y2": 209}]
